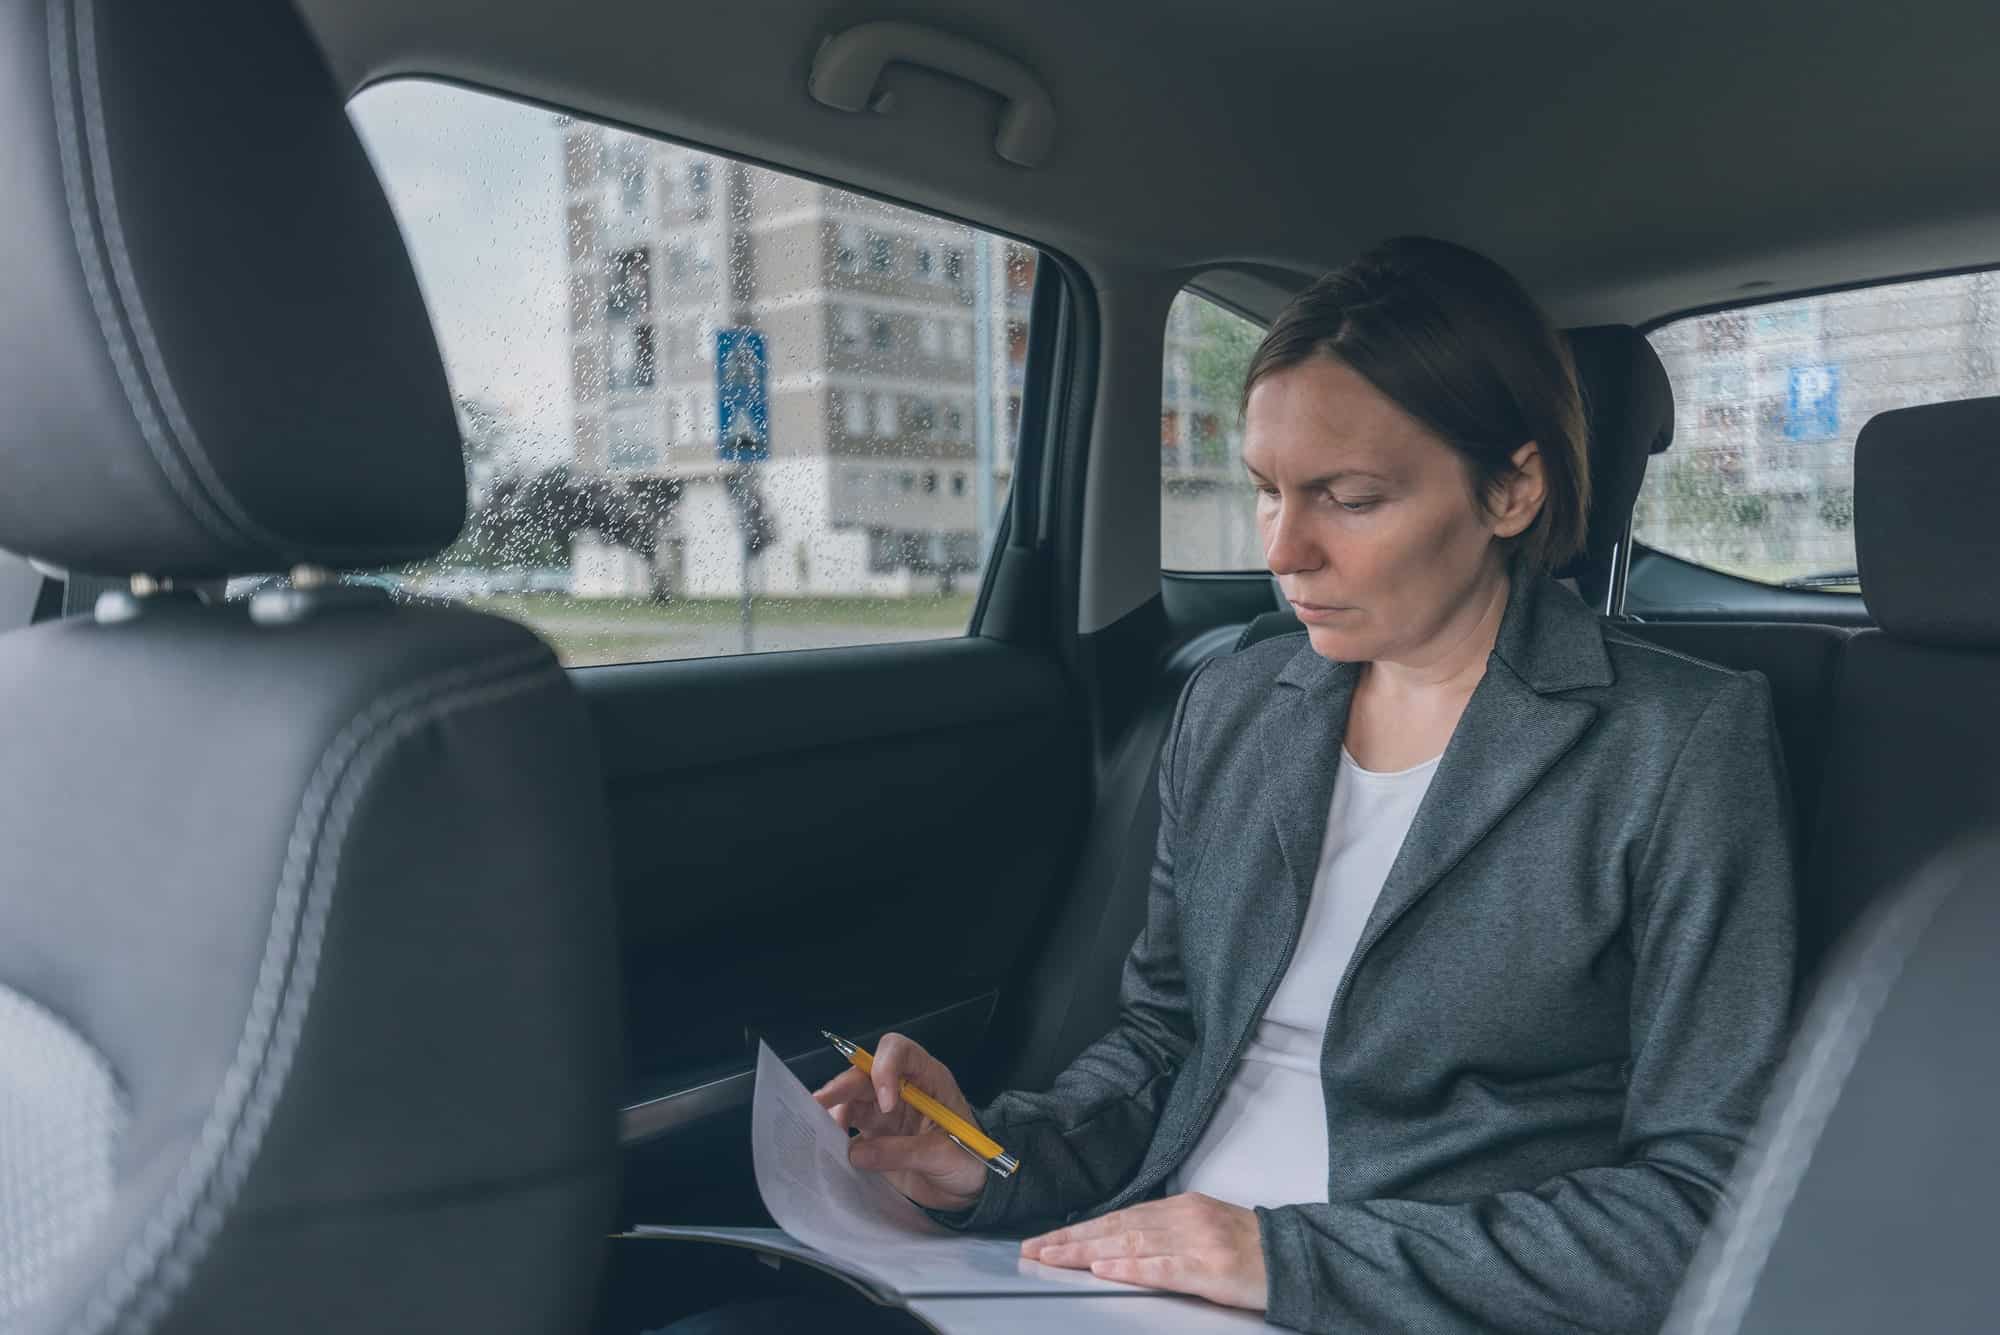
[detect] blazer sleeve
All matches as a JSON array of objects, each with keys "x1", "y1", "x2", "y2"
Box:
[
  {"x1": 1257, "y1": 671, "x2": 1799, "y2": 1335},
  {"x1": 934, "y1": 661, "x2": 1213, "y2": 1234}
]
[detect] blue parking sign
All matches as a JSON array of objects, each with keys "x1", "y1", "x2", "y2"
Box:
[
  {"x1": 1785, "y1": 364, "x2": 1840, "y2": 441},
  {"x1": 716, "y1": 328, "x2": 770, "y2": 462}
]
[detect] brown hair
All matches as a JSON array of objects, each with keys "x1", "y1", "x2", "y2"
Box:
[{"x1": 1242, "y1": 236, "x2": 1589, "y2": 573}]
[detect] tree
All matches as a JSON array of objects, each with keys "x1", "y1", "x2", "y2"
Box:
[{"x1": 456, "y1": 466, "x2": 682, "y2": 571}]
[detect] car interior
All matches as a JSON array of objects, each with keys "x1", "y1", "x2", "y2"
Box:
[{"x1": 5, "y1": 1, "x2": 1998, "y2": 1332}]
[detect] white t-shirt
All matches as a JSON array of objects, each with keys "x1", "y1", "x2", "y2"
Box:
[{"x1": 1167, "y1": 746, "x2": 1442, "y2": 1209}]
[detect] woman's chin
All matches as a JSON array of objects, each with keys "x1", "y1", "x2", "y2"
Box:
[{"x1": 1304, "y1": 623, "x2": 1365, "y2": 662}]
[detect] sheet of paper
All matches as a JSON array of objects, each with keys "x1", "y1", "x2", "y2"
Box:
[
  {"x1": 907, "y1": 1295, "x2": 1269, "y2": 1334},
  {"x1": 748, "y1": 1040, "x2": 1154, "y2": 1298}
]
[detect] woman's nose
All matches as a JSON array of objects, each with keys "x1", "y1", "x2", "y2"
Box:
[{"x1": 1262, "y1": 501, "x2": 1319, "y2": 575}]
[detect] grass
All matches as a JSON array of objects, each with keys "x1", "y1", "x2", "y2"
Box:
[{"x1": 467, "y1": 590, "x2": 978, "y2": 631}]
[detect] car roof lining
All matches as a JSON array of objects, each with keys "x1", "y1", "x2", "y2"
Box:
[{"x1": 301, "y1": 0, "x2": 2000, "y2": 330}]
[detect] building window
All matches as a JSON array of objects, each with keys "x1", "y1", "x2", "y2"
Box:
[
  {"x1": 909, "y1": 397, "x2": 936, "y2": 431},
  {"x1": 835, "y1": 224, "x2": 862, "y2": 274},
  {"x1": 615, "y1": 142, "x2": 648, "y2": 213},
  {"x1": 868, "y1": 314, "x2": 895, "y2": 352},
  {"x1": 609, "y1": 323, "x2": 657, "y2": 390},
  {"x1": 842, "y1": 390, "x2": 868, "y2": 437},
  {"x1": 918, "y1": 319, "x2": 942, "y2": 357},
  {"x1": 834, "y1": 306, "x2": 862, "y2": 349},
  {"x1": 922, "y1": 471, "x2": 939, "y2": 494},
  {"x1": 946, "y1": 322, "x2": 970, "y2": 361},
  {"x1": 915, "y1": 244, "x2": 935, "y2": 278},
  {"x1": 944, "y1": 248, "x2": 965, "y2": 284},
  {"x1": 874, "y1": 393, "x2": 899, "y2": 436},
  {"x1": 951, "y1": 472, "x2": 967, "y2": 496},
  {"x1": 607, "y1": 247, "x2": 651, "y2": 320},
  {"x1": 898, "y1": 472, "x2": 915, "y2": 493},
  {"x1": 867, "y1": 231, "x2": 895, "y2": 274},
  {"x1": 944, "y1": 404, "x2": 965, "y2": 435},
  {"x1": 666, "y1": 243, "x2": 691, "y2": 282}
]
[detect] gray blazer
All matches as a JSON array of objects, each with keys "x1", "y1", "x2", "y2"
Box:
[{"x1": 948, "y1": 573, "x2": 1797, "y2": 1334}]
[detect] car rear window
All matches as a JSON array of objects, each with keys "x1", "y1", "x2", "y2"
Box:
[{"x1": 1635, "y1": 270, "x2": 2000, "y2": 592}]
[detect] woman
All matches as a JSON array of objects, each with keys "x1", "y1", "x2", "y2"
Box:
[{"x1": 684, "y1": 237, "x2": 1798, "y2": 1333}]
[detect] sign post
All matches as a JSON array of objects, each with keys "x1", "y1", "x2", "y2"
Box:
[{"x1": 716, "y1": 328, "x2": 770, "y2": 653}]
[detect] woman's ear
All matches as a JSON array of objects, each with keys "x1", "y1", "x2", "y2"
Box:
[{"x1": 1489, "y1": 441, "x2": 1547, "y2": 539}]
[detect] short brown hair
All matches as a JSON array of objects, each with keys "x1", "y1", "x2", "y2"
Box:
[{"x1": 1242, "y1": 237, "x2": 1589, "y2": 573}]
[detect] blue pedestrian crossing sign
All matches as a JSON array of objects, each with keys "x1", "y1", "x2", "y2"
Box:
[
  {"x1": 1785, "y1": 364, "x2": 1840, "y2": 441},
  {"x1": 716, "y1": 327, "x2": 770, "y2": 462}
]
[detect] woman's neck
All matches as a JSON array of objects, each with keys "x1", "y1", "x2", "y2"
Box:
[
  {"x1": 1344, "y1": 570, "x2": 1511, "y2": 772},
  {"x1": 1364, "y1": 569, "x2": 1512, "y2": 698}
]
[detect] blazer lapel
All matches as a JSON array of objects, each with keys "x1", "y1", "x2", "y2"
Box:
[
  {"x1": 1353, "y1": 574, "x2": 1613, "y2": 963},
  {"x1": 1259, "y1": 648, "x2": 1360, "y2": 912},
  {"x1": 1352, "y1": 662, "x2": 1594, "y2": 963}
]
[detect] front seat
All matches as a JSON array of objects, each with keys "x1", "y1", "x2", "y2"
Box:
[
  {"x1": 1661, "y1": 836, "x2": 2000, "y2": 1334},
  {"x1": 0, "y1": 3, "x2": 620, "y2": 1333}
]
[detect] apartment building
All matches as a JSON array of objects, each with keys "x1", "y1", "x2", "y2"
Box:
[{"x1": 561, "y1": 120, "x2": 1033, "y2": 598}]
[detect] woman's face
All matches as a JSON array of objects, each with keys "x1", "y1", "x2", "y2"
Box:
[{"x1": 1242, "y1": 355, "x2": 1541, "y2": 666}]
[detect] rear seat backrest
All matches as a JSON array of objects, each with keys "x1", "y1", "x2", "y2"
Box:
[
  {"x1": 1793, "y1": 397, "x2": 2000, "y2": 970},
  {"x1": 1617, "y1": 622, "x2": 1848, "y2": 876}
]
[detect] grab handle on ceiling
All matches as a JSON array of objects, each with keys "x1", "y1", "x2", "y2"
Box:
[{"x1": 808, "y1": 20, "x2": 1056, "y2": 168}]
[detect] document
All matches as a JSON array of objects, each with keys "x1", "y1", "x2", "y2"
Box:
[{"x1": 630, "y1": 1042, "x2": 1264, "y2": 1331}]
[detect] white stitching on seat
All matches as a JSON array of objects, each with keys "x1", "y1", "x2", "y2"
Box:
[
  {"x1": 51, "y1": 0, "x2": 442, "y2": 570},
  {"x1": 45, "y1": 0, "x2": 246, "y2": 556},
  {"x1": 1660, "y1": 861, "x2": 1958, "y2": 1335},
  {"x1": 63, "y1": 647, "x2": 562, "y2": 1335},
  {"x1": 69, "y1": 0, "x2": 283, "y2": 557}
]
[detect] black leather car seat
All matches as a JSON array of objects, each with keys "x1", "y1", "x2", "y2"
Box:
[{"x1": 0, "y1": 2, "x2": 620, "y2": 1331}]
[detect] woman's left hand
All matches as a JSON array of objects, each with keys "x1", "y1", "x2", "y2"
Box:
[{"x1": 1019, "y1": 1193, "x2": 1267, "y2": 1311}]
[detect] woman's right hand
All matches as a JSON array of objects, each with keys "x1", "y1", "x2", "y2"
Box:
[{"x1": 811, "y1": 1032, "x2": 989, "y2": 1212}]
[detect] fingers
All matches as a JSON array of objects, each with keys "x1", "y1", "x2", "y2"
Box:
[
  {"x1": 846, "y1": 1131, "x2": 965, "y2": 1178},
  {"x1": 811, "y1": 1066, "x2": 873, "y2": 1108},
  {"x1": 1031, "y1": 1228, "x2": 1176, "y2": 1269},
  {"x1": 870, "y1": 1032, "x2": 927, "y2": 1114},
  {"x1": 1021, "y1": 1202, "x2": 1155, "y2": 1257},
  {"x1": 1089, "y1": 1254, "x2": 1195, "y2": 1294}
]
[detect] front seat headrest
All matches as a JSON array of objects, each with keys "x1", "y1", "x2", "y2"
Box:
[
  {"x1": 1554, "y1": 324, "x2": 1675, "y2": 603},
  {"x1": 1855, "y1": 395, "x2": 2000, "y2": 647},
  {"x1": 0, "y1": 0, "x2": 465, "y2": 578}
]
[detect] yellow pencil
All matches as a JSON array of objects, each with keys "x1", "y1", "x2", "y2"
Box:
[{"x1": 821, "y1": 1030, "x2": 1020, "y2": 1178}]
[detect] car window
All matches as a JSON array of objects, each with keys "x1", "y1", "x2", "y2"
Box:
[
  {"x1": 344, "y1": 81, "x2": 1038, "y2": 666},
  {"x1": 1161, "y1": 290, "x2": 1263, "y2": 571},
  {"x1": 1636, "y1": 270, "x2": 2000, "y2": 592}
]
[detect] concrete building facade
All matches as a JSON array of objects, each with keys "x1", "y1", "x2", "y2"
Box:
[{"x1": 560, "y1": 120, "x2": 1033, "y2": 599}]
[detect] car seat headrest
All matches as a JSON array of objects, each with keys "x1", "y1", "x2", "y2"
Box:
[{"x1": 0, "y1": 0, "x2": 465, "y2": 578}]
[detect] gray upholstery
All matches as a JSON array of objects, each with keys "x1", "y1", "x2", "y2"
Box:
[
  {"x1": 1619, "y1": 623, "x2": 1847, "y2": 873},
  {"x1": 1855, "y1": 395, "x2": 2000, "y2": 646},
  {"x1": 0, "y1": 0, "x2": 464, "y2": 577},
  {"x1": 0, "y1": 2, "x2": 622, "y2": 1332},
  {"x1": 0, "y1": 608, "x2": 621, "y2": 1335},
  {"x1": 1664, "y1": 838, "x2": 2000, "y2": 1335},
  {"x1": 0, "y1": 985, "x2": 124, "y2": 1323}
]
